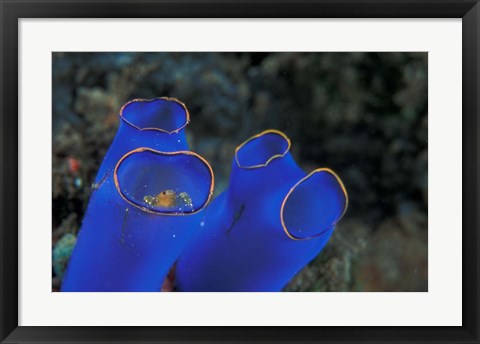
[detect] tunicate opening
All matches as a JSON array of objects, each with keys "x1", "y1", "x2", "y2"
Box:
[
  {"x1": 120, "y1": 98, "x2": 189, "y2": 133},
  {"x1": 114, "y1": 148, "x2": 214, "y2": 215},
  {"x1": 281, "y1": 169, "x2": 348, "y2": 240},
  {"x1": 235, "y1": 130, "x2": 290, "y2": 168}
]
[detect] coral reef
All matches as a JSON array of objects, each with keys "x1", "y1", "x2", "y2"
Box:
[
  {"x1": 52, "y1": 233, "x2": 77, "y2": 280},
  {"x1": 53, "y1": 52, "x2": 428, "y2": 292}
]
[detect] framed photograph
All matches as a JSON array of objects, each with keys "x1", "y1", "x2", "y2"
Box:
[{"x1": 1, "y1": 0, "x2": 479, "y2": 343}]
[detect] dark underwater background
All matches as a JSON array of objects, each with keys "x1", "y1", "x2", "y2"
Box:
[{"x1": 52, "y1": 52, "x2": 428, "y2": 292}]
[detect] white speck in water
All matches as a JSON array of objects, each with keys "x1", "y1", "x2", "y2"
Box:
[
  {"x1": 74, "y1": 178, "x2": 82, "y2": 188},
  {"x1": 173, "y1": 234, "x2": 176, "y2": 238},
  {"x1": 177, "y1": 139, "x2": 180, "y2": 143},
  {"x1": 200, "y1": 221, "x2": 205, "y2": 227}
]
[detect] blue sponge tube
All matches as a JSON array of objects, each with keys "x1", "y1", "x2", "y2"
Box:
[
  {"x1": 94, "y1": 97, "x2": 190, "y2": 186},
  {"x1": 62, "y1": 148, "x2": 214, "y2": 291},
  {"x1": 176, "y1": 130, "x2": 348, "y2": 291}
]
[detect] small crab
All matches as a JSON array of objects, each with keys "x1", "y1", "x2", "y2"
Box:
[
  {"x1": 143, "y1": 190, "x2": 194, "y2": 210},
  {"x1": 144, "y1": 190, "x2": 176, "y2": 207}
]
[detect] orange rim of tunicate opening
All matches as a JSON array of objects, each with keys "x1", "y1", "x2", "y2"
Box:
[
  {"x1": 119, "y1": 97, "x2": 190, "y2": 134},
  {"x1": 280, "y1": 168, "x2": 349, "y2": 241},
  {"x1": 235, "y1": 129, "x2": 291, "y2": 169},
  {"x1": 113, "y1": 147, "x2": 214, "y2": 216}
]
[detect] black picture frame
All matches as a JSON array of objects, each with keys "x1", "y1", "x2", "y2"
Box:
[{"x1": 1, "y1": 1, "x2": 479, "y2": 343}]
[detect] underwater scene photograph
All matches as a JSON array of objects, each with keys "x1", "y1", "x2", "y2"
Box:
[{"x1": 52, "y1": 52, "x2": 428, "y2": 292}]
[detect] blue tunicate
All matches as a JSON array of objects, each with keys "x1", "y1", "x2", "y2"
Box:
[
  {"x1": 62, "y1": 148, "x2": 214, "y2": 291},
  {"x1": 176, "y1": 130, "x2": 348, "y2": 291},
  {"x1": 93, "y1": 97, "x2": 190, "y2": 186},
  {"x1": 61, "y1": 98, "x2": 214, "y2": 291}
]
